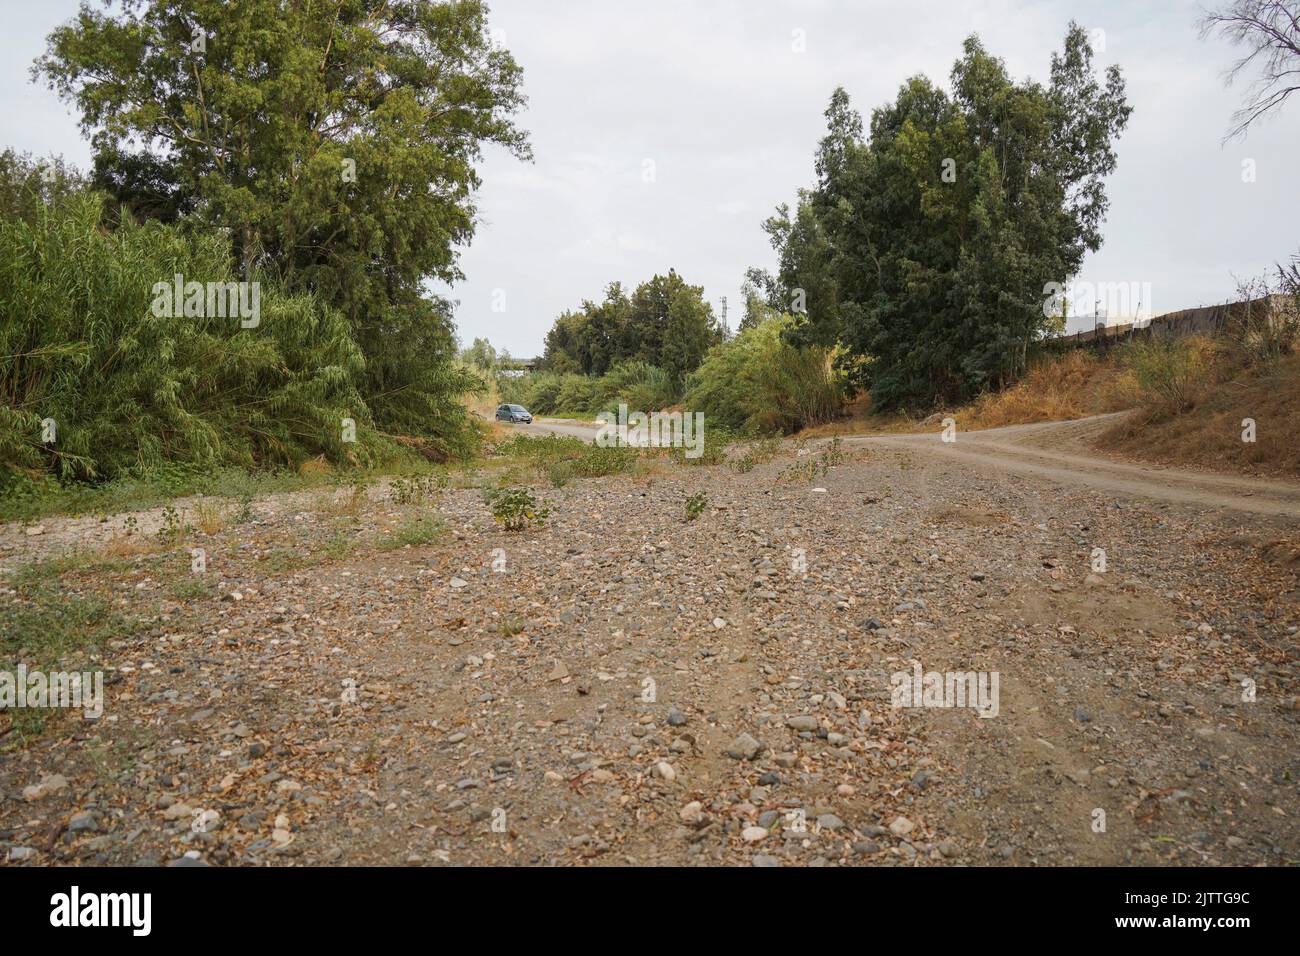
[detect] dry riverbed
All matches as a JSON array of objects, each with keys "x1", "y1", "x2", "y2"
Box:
[{"x1": 2, "y1": 436, "x2": 1298, "y2": 867}]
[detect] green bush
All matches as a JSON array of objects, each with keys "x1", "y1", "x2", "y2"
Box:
[
  {"x1": 484, "y1": 487, "x2": 549, "y2": 531},
  {"x1": 0, "y1": 181, "x2": 381, "y2": 484},
  {"x1": 686, "y1": 314, "x2": 845, "y2": 435},
  {"x1": 1121, "y1": 336, "x2": 1211, "y2": 417}
]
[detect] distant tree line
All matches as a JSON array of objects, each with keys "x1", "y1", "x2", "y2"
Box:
[{"x1": 540, "y1": 271, "x2": 724, "y2": 386}]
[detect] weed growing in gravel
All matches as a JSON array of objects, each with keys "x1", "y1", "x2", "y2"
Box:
[
  {"x1": 547, "y1": 462, "x2": 573, "y2": 487},
  {"x1": 258, "y1": 549, "x2": 310, "y2": 572},
  {"x1": 170, "y1": 577, "x2": 213, "y2": 600},
  {"x1": 154, "y1": 505, "x2": 189, "y2": 544},
  {"x1": 731, "y1": 435, "x2": 784, "y2": 474},
  {"x1": 194, "y1": 500, "x2": 225, "y2": 535},
  {"x1": 323, "y1": 531, "x2": 356, "y2": 560},
  {"x1": 381, "y1": 515, "x2": 447, "y2": 550},
  {"x1": 2, "y1": 583, "x2": 142, "y2": 743},
  {"x1": 779, "y1": 459, "x2": 822, "y2": 483},
  {"x1": 10, "y1": 552, "x2": 140, "y2": 595},
  {"x1": 493, "y1": 435, "x2": 637, "y2": 482},
  {"x1": 485, "y1": 487, "x2": 549, "y2": 531},
  {"x1": 673, "y1": 426, "x2": 732, "y2": 467},
  {"x1": 233, "y1": 491, "x2": 256, "y2": 524},
  {"x1": 821, "y1": 437, "x2": 847, "y2": 468},
  {"x1": 685, "y1": 492, "x2": 708, "y2": 522}
]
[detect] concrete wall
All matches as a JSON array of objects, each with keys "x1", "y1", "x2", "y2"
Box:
[{"x1": 1055, "y1": 294, "x2": 1289, "y2": 350}]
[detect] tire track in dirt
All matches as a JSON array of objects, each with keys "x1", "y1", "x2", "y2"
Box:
[{"x1": 849, "y1": 415, "x2": 1300, "y2": 517}]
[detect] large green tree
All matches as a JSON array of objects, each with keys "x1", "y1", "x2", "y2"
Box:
[
  {"x1": 754, "y1": 23, "x2": 1131, "y2": 411},
  {"x1": 35, "y1": 0, "x2": 530, "y2": 453}
]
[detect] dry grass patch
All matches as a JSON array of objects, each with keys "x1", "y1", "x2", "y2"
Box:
[
  {"x1": 1097, "y1": 351, "x2": 1300, "y2": 477},
  {"x1": 799, "y1": 350, "x2": 1128, "y2": 438}
]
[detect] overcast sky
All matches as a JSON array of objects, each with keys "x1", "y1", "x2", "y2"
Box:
[{"x1": 3, "y1": 0, "x2": 1297, "y2": 355}]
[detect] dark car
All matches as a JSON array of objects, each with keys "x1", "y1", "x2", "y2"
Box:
[{"x1": 495, "y1": 404, "x2": 533, "y2": 424}]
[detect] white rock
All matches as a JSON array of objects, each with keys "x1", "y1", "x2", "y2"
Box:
[{"x1": 742, "y1": 826, "x2": 769, "y2": 843}]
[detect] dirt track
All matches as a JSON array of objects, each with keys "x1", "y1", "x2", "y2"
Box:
[
  {"x1": 851, "y1": 415, "x2": 1300, "y2": 518},
  {"x1": 2, "y1": 417, "x2": 1297, "y2": 867}
]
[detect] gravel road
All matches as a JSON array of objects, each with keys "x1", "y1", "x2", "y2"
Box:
[{"x1": 2, "y1": 420, "x2": 1297, "y2": 867}]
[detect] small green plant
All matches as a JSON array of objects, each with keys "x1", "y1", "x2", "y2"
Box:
[
  {"x1": 498, "y1": 614, "x2": 527, "y2": 637},
  {"x1": 322, "y1": 531, "x2": 356, "y2": 560},
  {"x1": 233, "y1": 491, "x2": 256, "y2": 524},
  {"x1": 731, "y1": 453, "x2": 757, "y2": 474},
  {"x1": 675, "y1": 426, "x2": 732, "y2": 467},
  {"x1": 547, "y1": 462, "x2": 573, "y2": 488},
  {"x1": 779, "y1": 459, "x2": 820, "y2": 483},
  {"x1": 484, "y1": 488, "x2": 549, "y2": 532},
  {"x1": 155, "y1": 505, "x2": 187, "y2": 544},
  {"x1": 685, "y1": 492, "x2": 708, "y2": 522},
  {"x1": 170, "y1": 577, "x2": 213, "y2": 600},
  {"x1": 820, "y1": 437, "x2": 847, "y2": 469},
  {"x1": 380, "y1": 515, "x2": 446, "y2": 550},
  {"x1": 122, "y1": 514, "x2": 139, "y2": 536}
]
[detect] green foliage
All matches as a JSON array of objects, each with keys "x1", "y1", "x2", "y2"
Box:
[
  {"x1": 33, "y1": 0, "x2": 529, "y2": 464},
  {"x1": 541, "y1": 272, "x2": 723, "y2": 383},
  {"x1": 779, "y1": 458, "x2": 823, "y2": 483},
  {"x1": 381, "y1": 515, "x2": 446, "y2": 550},
  {"x1": 497, "y1": 360, "x2": 676, "y2": 419},
  {"x1": 686, "y1": 314, "x2": 845, "y2": 434},
  {"x1": 1121, "y1": 336, "x2": 1211, "y2": 417},
  {"x1": 484, "y1": 487, "x2": 549, "y2": 532},
  {"x1": 0, "y1": 173, "x2": 382, "y2": 486},
  {"x1": 0, "y1": 585, "x2": 134, "y2": 669},
  {"x1": 674, "y1": 424, "x2": 733, "y2": 466},
  {"x1": 154, "y1": 505, "x2": 186, "y2": 544},
  {"x1": 491, "y1": 434, "x2": 637, "y2": 481},
  {"x1": 684, "y1": 491, "x2": 707, "y2": 522},
  {"x1": 461, "y1": 337, "x2": 499, "y2": 371},
  {"x1": 755, "y1": 24, "x2": 1132, "y2": 412}
]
